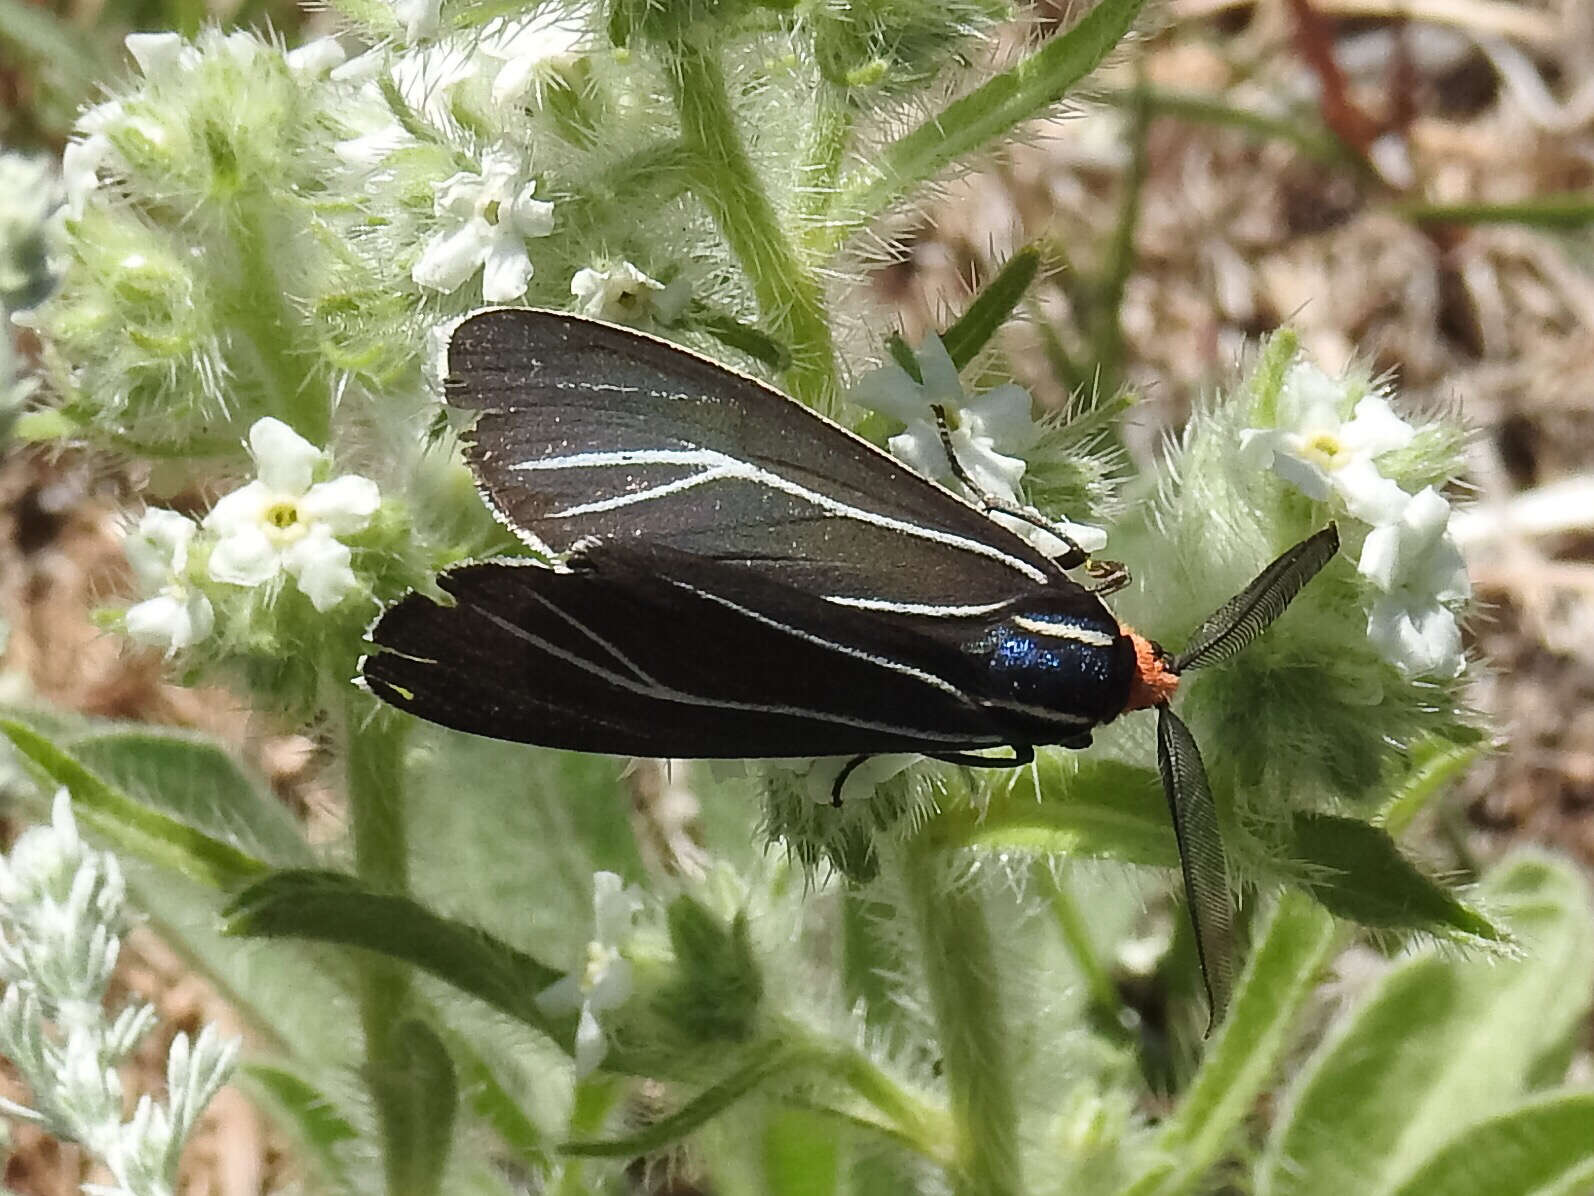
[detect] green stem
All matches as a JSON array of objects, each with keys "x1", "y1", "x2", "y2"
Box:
[
  {"x1": 665, "y1": 39, "x2": 839, "y2": 412},
  {"x1": 345, "y1": 697, "x2": 433, "y2": 1196},
  {"x1": 234, "y1": 202, "x2": 328, "y2": 444},
  {"x1": 901, "y1": 841, "x2": 1021, "y2": 1196},
  {"x1": 798, "y1": 86, "x2": 855, "y2": 241},
  {"x1": 819, "y1": 1042, "x2": 952, "y2": 1165}
]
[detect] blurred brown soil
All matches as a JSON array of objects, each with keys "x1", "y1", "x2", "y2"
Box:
[{"x1": 3, "y1": 0, "x2": 1594, "y2": 1190}]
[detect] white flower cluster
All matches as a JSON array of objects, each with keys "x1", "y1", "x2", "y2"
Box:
[
  {"x1": 1242, "y1": 360, "x2": 1471, "y2": 677},
  {"x1": 124, "y1": 418, "x2": 380, "y2": 655},
  {"x1": 851, "y1": 333, "x2": 1108, "y2": 559},
  {"x1": 534, "y1": 870, "x2": 642, "y2": 1076},
  {"x1": 63, "y1": 31, "x2": 345, "y2": 223},
  {"x1": 331, "y1": 4, "x2": 593, "y2": 305},
  {"x1": 0, "y1": 790, "x2": 239, "y2": 1196}
]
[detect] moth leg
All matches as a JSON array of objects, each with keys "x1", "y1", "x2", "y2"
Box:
[
  {"x1": 925, "y1": 742, "x2": 1037, "y2": 770},
  {"x1": 831, "y1": 753, "x2": 871, "y2": 807},
  {"x1": 931, "y1": 404, "x2": 1089, "y2": 570},
  {"x1": 1087, "y1": 558, "x2": 1131, "y2": 595}
]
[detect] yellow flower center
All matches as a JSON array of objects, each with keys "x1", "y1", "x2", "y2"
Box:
[
  {"x1": 263, "y1": 499, "x2": 307, "y2": 544},
  {"x1": 1301, "y1": 432, "x2": 1345, "y2": 468},
  {"x1": 580, "y1": 941, "x2": 615, "y2": 993}
]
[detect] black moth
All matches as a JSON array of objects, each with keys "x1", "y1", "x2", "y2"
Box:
[{"x1": 361, "y1": 308, "x2": 1340, "y2": 1021}]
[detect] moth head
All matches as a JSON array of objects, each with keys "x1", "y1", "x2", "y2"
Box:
[{"x1": 1122, "y1": 630, "x2": 1179, "y2": 712}]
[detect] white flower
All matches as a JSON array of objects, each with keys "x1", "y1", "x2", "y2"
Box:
[
  {"x1": 570, "y1": 260, "x2": 669, "y2": 323},
  {"x1": 412, "y1": 145, "x2": 554, "y2": 302},
  {"x1": 534, "y1": 871, "x2": 642, "y2": 1076},
  {"x1": 781, "y1": 754, "x2": 920, "y2": 805},
  {"x1": 202, "y1": 418, "x2": 379, "y2": 612},
  {"x1": 122, "y1": 509, "x2": 214, "y2": 656},
  {"x1": 479, "y1": 9, "x2": 588, "y2": 106},
  {"x1": 393, "y1": 0, "x2": 441, "y2": 42},
  {"x1": 61, "y1": 100, "x2": 125, "y2": 220},
  {"x1": 123, "y1": 32, "x2": 198, "y2": 75},
  {"x1": 1240, "y1": 361, "x2": 1415, "y2": 524},
  {"x1": 1358, "y1": 486, "x2": 1471, "y2": 677},
  {"x1": 285, "y1": 36, "x2": 347, "y2": 77},
  {"x1": 851, "y1": 333, "x2": 1107, "y2": 555}
]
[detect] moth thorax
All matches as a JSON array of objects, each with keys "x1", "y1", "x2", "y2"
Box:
[
  {"x1": 1122, "y1": 629, "x2": 1180, "y2": 712},
  {"x1": 975, "y1": 607, "x2": 1134, "y2": 725}
]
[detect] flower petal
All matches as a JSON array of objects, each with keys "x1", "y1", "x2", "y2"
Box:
[
  {"x1": 249, "y1": 418, "x2": 321, "y2": 496},
  {"x1": 411, "y1": 223, "x2": 484, "y2": 295},
  {"x1": 480, "y1": 237, "x2": 535, "y2": 303},
  {"x1": 125, "y1": 509, "x2": 197, "y2": 588},
  {"x1": 202, "y1": 480, "x2": 271, "y2": 536},
  {"x1": 1367, "y1": 598, "x2": 1462, "y2": 677},
  {"x1": 125, "y1": 591, "x2": 213, "y2": 655},
  {"x1": 208, "y1": 525, "x2": 281, "y2": 587},
  {"x1": 1357, "y1": 521, "x2": 1402, "y2": 592},
  {"x1": 534, "y1": 973, "x2": 585, "y2": 1015},
  {"x1": 572, "y1": 1004, "x2": 606, "y2": 1076},
  {"x1": 887, "y1": 423, "x2": 953, "y2": 482},
  {"x1": 413, "y1": 222, "x2": 489, "y2": 294},
  {"x1": 281, "y1": 527, "x2": 358, "y2": 612},
  {"x1": 852, "y1": 362, "x2": 929, "y2": 423},
  {"x1": 1332, "y1": 459, "x2": 1409, "y2": 524},
  {"x1": 1342, "y1": 395, "x2": 1416, "y2": 458},
  {"x1": 592, "y1": 871, "x2": 643, "y2": 943},
  {"x1": 301, "y1": 475, "x2": 380, "y2": 535},
  {"x1": 915, "y1": 334, "x2": 962, "y2": 408},
  {"x1": 508, "y1": 184, "x2": 555, "y2": 239},
  {"x1": 964, "y1": 384, "x2": 1039, "y2": 453}
]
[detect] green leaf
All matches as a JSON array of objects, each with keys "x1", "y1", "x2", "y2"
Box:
[
  {"x1": 0, "y1": 719, "x2": 268, "y2": 890},
  {"x1": 824, "y1": 0, "x2": 1147, "y2": 248},
  {"x1": 242, "y1": 1064, "x2": 359, "y2": 1190},
  {"x1": 762, "y1": 1107, "x2": 841, "y2": 1196},
  {"x1": 929, "y1": 755, "x2": 1176, "y2": 866},
  {"x1": 452, "y1": 1039, "x2": 551, "y2": 1178},
  {"x1": 563, "y1": 1043, "x2": 805, "y2": 1157},
  {"x1": 1257, "y1": 853, "x2": 1594, "y2": 1196},
  {"x1": 1119, "y1": 892, "x2": 1337, "y2": 1196},
  {"x1": 1288, "y1": 813, "x2": 1499, "y2": 939},
  {"x1": 941, "y1": 247, "x2": 1041, "y2": 370},
  {"x1": 1386, "y1": 1092, "x2": 1594, "y2": 1196},
  {"x1": 375, "y1": 1019, "x2": 458, "y2": 1196},
  {"x1": 61, "y1": 725, "x2": 311, "y2": 867},
  {"x1": 656, "y1": 898, "x2": 763, "y2": 1043},
  {"x1": 226, "y1": 869, "x2": 564, "y2": 1033}
]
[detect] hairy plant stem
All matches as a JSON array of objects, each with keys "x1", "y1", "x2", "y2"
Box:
[
  {"x1": 345, "y1": 698, "x2": 435, "y2": 1196},
  {"x1": 665, "y1": 39, "x2": 839, "y2": 413},
  {"x1": 234, "y1": 201, "x2": 327, "y2": 445},
  {"x1": 901, "y1": 838, "x2": 1021, "y2": 1196}
]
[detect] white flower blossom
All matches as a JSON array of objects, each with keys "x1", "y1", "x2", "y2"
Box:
[
  {"x1": 393, "y1": 0, "x2": 441, "y2": 42},
  {"x1": 851, "y1": 332, "x2": 1107, "y2": 554},
  {"x1": 780, "y1": 754, "x2": 920, "y2": 805},
  {"x1": 122, "y1": 509, "x2": 214, "y2": 656},
  {"x1": 534, "y1": 871, "x2": 642, "y2": 1076},
  {"x1": 61, "y1": 100, "x2": 126, "y2": 220},
  {"x1": 412, "y1": 145, "x2": 554, "y2": 302},
  {"x1": 1358, "y1": 486, "x2": 1471, "y2": 677},
  {"x1": 570, "y1": 260, "x2": 674, "y2": 323},
  {"x1": 479, "y1": 8, "x2": 588, "y2": 106},
  {"x1": 203, "y1": 418, "x2": 379, "y2": 612},
  {"x1": 285, "y1": 36, "x2": 347, "y2": 77},
  {"x1": 1240, "y1": 361, "x2": 1415, "y2": 523}
]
